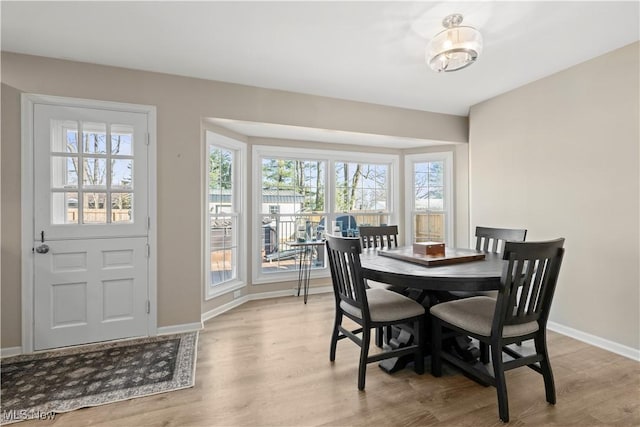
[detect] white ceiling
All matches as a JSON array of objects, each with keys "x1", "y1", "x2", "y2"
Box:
[{"x1": 2, "y1": 1, "x2": 638, "y2": 145}]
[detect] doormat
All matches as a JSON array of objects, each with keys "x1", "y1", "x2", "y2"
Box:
[{"x1": 0, "y1": 332, "x2": 198, "y2": 424}]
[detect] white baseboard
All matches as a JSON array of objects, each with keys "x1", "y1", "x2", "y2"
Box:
[
  {"x1": 1, "y1": 346, "x2": 22, "y2": 358},
  {"x1": 157, "y1": 321, "x2": 203, "y2": 336},
  {"x1": 202, "y1": 295, "x2": 250, "y2": 322},
  {"x1": 202, "y1": 286, "x2": 333, "y2": 323},
  {"x1": 305, "y1": 285, "x2": 333, "y2": 296},
  {"x1": 548, "y1": 321, "x2": 640, "y2": 362}
]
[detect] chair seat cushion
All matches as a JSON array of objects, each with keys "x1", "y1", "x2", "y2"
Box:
[
  {"x1": 430, "y1": 296, "x2": 538, "y2": 338},
  {"x1": 366, "y1": 279, "x2": 407, "y2": 294},
  {"x1": 340, "y1": 288, "x2": 424, "y2": 323}
]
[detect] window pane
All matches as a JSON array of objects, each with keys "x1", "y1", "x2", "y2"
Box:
[
  {"x1": 335, "y1": 162, "x2": 387, "y2": 212},
  {"x1": 211, "y1": 216, "x2": 234, "y2": 251},
  {"x1": 111, "y1": 193, "x2": 133, "y2": 223},
  {"x1": 111, "y1": 159, "x2": 133, "y2": 189},
  {"x1": 414, "y1": 161, "x2": 444, "y2": 210},
  {"x1": 52, "y1": 192, "x2": 78, "y2": 224},
  {"x1": 66, "y1": 127, "x2": 79, "y2": 153},
  {"x1": 208, "y1": 147, "x2": 233, "y2": 216},
  {"x1": 210, "y1": 213, "x2": 237, "y2": 285},
  {"x1": 111, "y1": 124, "x2": 133, "y2": 156},
  {"x1": 209, "y1": 147, "x2": 232, "y2": 189},
  {"x1": 412, "y1": 160, "x2": 446, "y2": 243},
  {"x1": 207, "y1": 141, "x2": 239, "y2": 289},
  {"x1": 211, "y1": 249, "x2": 235, "y2": 285},
  {"x1": 83, "y1": 192, "x2": 107, "y2": 224},
  {"x1": 83, "y1": 122, "x2": 107, "y2": 154},
  {"x1": 260, "y1": 158, "x2": 325, "y2": 214},
  {"x1": 355, "y1": 214, "x2": 390, "y2": 227},
  {"x1": 414, "y1": 213, "x2": 445, "y2": 242},
  {"x1": 51, "y1": 156, "x2": 78, "y2": 188},
  {"x1": 83, "y1": 158, "x2": 107, "y2": 187},
  {"x1": 259, "y1": 157, "x2": 326, "y2": 275}
]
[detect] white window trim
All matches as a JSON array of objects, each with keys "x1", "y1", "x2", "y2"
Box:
[
  {"x1": 404, "y1": 151, "x2": 454, "y2": 247},
  {"x1": 203, "y1": 129, "x2": 247, "y2": 300},
  {"x1": 252, "y1": 145, "x2": 399, "y2": 285}
]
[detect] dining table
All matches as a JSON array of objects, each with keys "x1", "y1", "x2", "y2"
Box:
[
  {"x1": 358, "y1": 245, "x2": 505, "y2": 373},
  {"x1": 359, "y1": 246, "x2": 504, "y2": 292}
]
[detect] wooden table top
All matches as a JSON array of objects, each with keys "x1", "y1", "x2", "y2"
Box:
[{"x1": 359, "y1": 246, "x2": 504, "y2": 292}]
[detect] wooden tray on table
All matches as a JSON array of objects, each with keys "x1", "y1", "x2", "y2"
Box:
[{"x1": 377, "y1": 246, "x2": 485, "y2": 267}]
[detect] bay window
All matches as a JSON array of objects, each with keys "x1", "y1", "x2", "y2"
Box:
[{"x1": 253, "y1": 146, "x2": 398, "y2": 284}]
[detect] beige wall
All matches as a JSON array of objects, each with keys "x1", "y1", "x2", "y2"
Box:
[
  {"x1": 469, "y1": 43, "x2": 639, "y2": 350},
  {"x1": 1, "y1": 52, "x2": 468, "y2": 349}
]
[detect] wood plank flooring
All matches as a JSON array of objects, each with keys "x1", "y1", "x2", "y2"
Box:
[{"x1": 19, "y1": 293, "x2": 640, "y2": 426}]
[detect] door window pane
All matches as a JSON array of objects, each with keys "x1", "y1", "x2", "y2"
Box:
[
  {"x1": 51, "y1": 156, "x2": 79, "y2": 188},
  {"x1": 111, "y1": 193, "x2": 133, "y2": 223},
  {"x1": 83, "y1": 123, "x2": 107, "y2": 154},
  {"x1": 83, "y1": 158, "x2": 107, "y2": 187},
  {"x1": 52, "y1": 192, "x2": 78, "y2": 224},
  {"x1": 51, "y1": 120, "x2": 79, "y2": 153},
  {"x1": 46, "y1": 116, "x2": 144, "y2": 229},
  {"x1": 83, "y1": 192, "x2": 107, "y2": 224},
  {"x1": 111, "y1": 159, "x2": 133, "y2": 189},
  {"x1": 111, "y1": 125, "x2": 133, "y2": 156}
]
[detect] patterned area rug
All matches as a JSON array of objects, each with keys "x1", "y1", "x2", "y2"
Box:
[{"x1": 0, "y1": 332, "x2": 198, "y2": 424}]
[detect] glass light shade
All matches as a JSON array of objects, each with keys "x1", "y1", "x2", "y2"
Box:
[{"x1": 427, "y1": 26, "x2": 483, "y2": 72}]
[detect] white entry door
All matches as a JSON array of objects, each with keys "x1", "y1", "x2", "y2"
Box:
[{"x1": 31, "y1": 102, "x2": 151, "y2": 350}]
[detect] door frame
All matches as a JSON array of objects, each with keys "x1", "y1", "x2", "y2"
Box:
[{"x1": 21, "y1": 93, "x2": 158, "y2": 353}]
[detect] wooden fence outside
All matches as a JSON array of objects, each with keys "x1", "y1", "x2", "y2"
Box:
[
  {"x1": 414, "y1": 212, "x2": 445, "y2": 242},
  {"x1": 67, "y1": 209, "x2": 131, "y2": 223}
]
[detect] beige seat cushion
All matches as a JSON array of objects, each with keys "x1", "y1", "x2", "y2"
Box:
[
  {"x1": 430, "y1": 296, "x2": 538, "y2": 338},
  {"x1": 366, "y1": 279, "x2": 407, "y2": 294},
  {"x1": 340, "y1": 288, "x2": 424, "y2": 323}
]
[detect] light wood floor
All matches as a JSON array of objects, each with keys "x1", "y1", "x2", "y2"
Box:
[{"x1": 22, "y1": 293, "x2": 640, "y2": 426}]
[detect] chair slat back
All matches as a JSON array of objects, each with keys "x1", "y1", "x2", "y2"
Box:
[
  {"x1": 475, "y1": 226, "x2": 527, "y2": 253},
  {"x1": 326, "y1": 235, "x2": 369, "y2": 317},
  {"x1": 358, "y1": 225, "x2": 399, "y2": 249},
  {"x1": 494, "y1": 239, "x2": 565, "y2": 332}
]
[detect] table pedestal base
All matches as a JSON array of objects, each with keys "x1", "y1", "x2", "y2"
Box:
[{"x1": 377, "y1": 290, "x2": 480, "y2": 373}]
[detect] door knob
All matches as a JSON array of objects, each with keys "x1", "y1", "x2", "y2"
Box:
[{"x1": 35, "y1": 244, "x2": 49, "y2": 254}]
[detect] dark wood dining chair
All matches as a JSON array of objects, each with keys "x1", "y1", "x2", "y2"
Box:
[
  {"x1": 430, "y1": 238, "x2": 565, "y2": 422},
  {"x1": 475, "y1": 226, "x2": 527, "y2": 254},
  {"x1": 358, "y1": 225, "x2": 406, "y2": 347},
  {"x1": 325, "y1": 234, "x2": 425, "y2": 390},
  {"x1": 359, "y1": 225, "x2": 399, "y2": 249},
  {"x1": 448, "y1": 226, "x2": 528, "y2": 360},
  {"x1": 450, "y1": 227, "x2": 528, "y2": 301}
]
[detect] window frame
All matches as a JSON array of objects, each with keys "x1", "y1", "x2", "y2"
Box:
[
  {"x1": 252, "y1": 145, "x2": 399, "y2": 285},
  {"x1": 404, "y1": 151, "x2": 454, "y2": 247},
  {"x1": 203, "y1": 129, "x2": 247, "y2": 300}
]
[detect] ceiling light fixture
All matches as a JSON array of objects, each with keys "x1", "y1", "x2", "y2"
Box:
[{"x1": 426, "y1": 13, "x2": 483, "y2": 73}]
